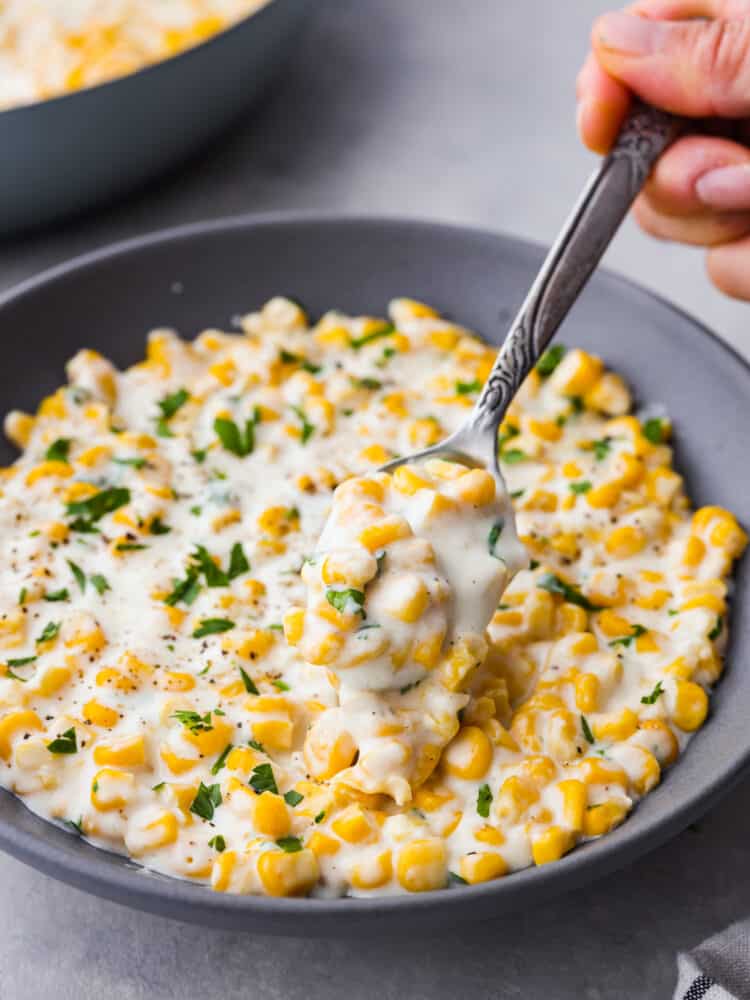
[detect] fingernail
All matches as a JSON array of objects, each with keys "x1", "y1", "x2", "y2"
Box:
[
  {"x1": 596, "y1": 12, "x2": 666, "y2": 56},
  {"x1": 696, "y1": 164, "x2": 750, "y2": 210}
]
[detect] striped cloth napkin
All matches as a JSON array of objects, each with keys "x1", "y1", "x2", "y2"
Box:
[{"x1": 674, "y1": 920, "x2": 750, "y2": 999}]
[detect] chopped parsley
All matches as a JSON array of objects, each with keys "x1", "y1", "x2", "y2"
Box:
[
  {"x1": 249, "y1": 763, "x2": 278, "y2": 795},
  {"x1": 536, "y1": 344, "x2": 565, "y2": 376},
  {"x1": 211, "y1": 744, "x2": 234, "y2": 775},
  {"x1": 172, "y1": 710, "x2": 214, "y2": 733},
  {"x1": 500, "y1": 448, "x2": 527, "y2": 465},
  {"x1": 213, "y1": 415, "x2": 256, "y2": 457},
  {"x1": 228, "y1": 542, "x2": 250, "y2": 580},
  {"x1": 569, "y1": 480, "x2": 592, "y2": 494},
  {"x1": 581, "y1": 715, "x2": 595, "y2": 744},
  {"x1": 283, "y1": 790, "x2": 304, "y2": 807},
  {"x1": 709, "y1": 616, "x2": 723, "y2": 641},
  {"x1": 45, "y1": 438, "x2": 71, "y2": 463},
  {"x1": 272, "y1": 679, "x2": 290, "y2": 692},
  {"x1": 191, "y1": 449, "x2": 207, "y2": 464},
  {"x1": 67, "y1": 560, "x2": 86, "y2": 593},
  {"x1": 476, "y1": 783, "x2": 493, "y2": 818},
  {"x1": 208, "y1": 835, "x2": 226, "y2": 852},
  {"x1": 7, "y1": 656, "x2": 36, "y2": 667},
  {"x1": 291, "y1": 405, "x2": 315, "y2": 444},
  {"x1": 325, "y1": 587, "x2": 366, "y2": 617},
  {"x1": 642, "y1": 418, "x2": 666, "y2": 444},
  {"x1": 455, "y1": 378, "x2": 481, "y2": 396},
  {"x1": 191, "y1": 545, "x2": 230, "y2": 587},
  {"x1": 591, "y1": 437, "x2": 612, "y2": 461},
  {"x1": 275, "y1": 835, "x2": 303, "y2": 853},
  {"x1": 609, "y1": 624, "x2": 647, "y2": 648},
  {"x1": 190, "y1": 782, "x2": 222, "y2": 821},
  {"x1": 165, "y1": 569, "x2": 201, "y2": 607},
  {"x1": 149, "y1": 517, "x2": 171, "y2": 535},
  {"x1": 115, "y1": 542, "x2": 147, "y2": 552},
  {"x1": 37, "y1": 621, "x2": 61, "y2": 644},
  {"x1": 46, "y1": 727, "x2": 78, "y2": 754},
  {"x1": 351, "y1": 376, "x2": 382, "y2": 391},
  {"x1": 156, "y1": 388, "x2": 189, "y2": 436},
  {"x1": 66, "y1": 487, "x2": 130, "y2": 531},
  {"x1": 641, "y1": 681, "x2": 664, "y2": 705},
  {"x1": 239, "y1": 666, "x2": 259, "y2": 695},
  {"x1": 248, "y1": 739, "x2": 265, "y2": 753},
  {"x1": 44, "y1": 588, "x2": 69, "y2": 602},
  {"x1": 448, "y1": 871, "x2": 468, "y2": 886},
  {"x1": 314, "y1": 810, "x2": 326, "y2": 824},
  {"x1": 487, "y1": 519, "x2": 505, "y2": 560},
  {"x1": 350, "y1": 322, "x2": 395, "y2": 350},
  {"x1": 192, "y1": 618, "x2": 235, "y2": 639},
  {"x1": 89, "y1": 573, "x2": 112, "y2": 595},
  {"x1": 537, "y1": 573, "x2": 604, "y2": 611},
  {"x1": 113, "y1": 456, "x2": 147, "y2": 469}
]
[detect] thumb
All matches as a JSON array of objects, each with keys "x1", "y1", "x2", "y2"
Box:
[{"x1": 593, "y1": 11, "x2": 750, "y2": 117}]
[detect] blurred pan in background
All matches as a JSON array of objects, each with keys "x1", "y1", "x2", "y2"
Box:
[{"x1": 0, "y1": 0, "x2": 308, "y2": 236}]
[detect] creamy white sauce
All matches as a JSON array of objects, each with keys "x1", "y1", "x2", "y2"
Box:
[{"x1": 0, "y1": 298, "x2": 743, "y2": 898}]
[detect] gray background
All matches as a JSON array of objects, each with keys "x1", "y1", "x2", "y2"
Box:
[{"x1": 2, "y1": 2, "x2": 749, "y2": 998}]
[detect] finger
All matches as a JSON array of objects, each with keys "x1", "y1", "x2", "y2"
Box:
[
  {"x1": 576, "y1": 53, "x2": 631, "y2": 152},
  {"x1": 632, "y1": 192, "x2": 750, "y2": 243},
  {"x1": 592, "y1": 11, "x2": 750, "y2": 116},
  {"x1": 641, "y1": 134, "x2": 750, "y2": 215},
  {"x1": 629, "y1": 0, "x2": 748, "y2": 18},
  {"x1": 707, "y1": 234, "x2": 750, "y2": 299}
]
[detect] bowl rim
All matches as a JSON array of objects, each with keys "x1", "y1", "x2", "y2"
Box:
[
  {"x1": 0, "y1": 0, "x2": 281, "y2": 120},
  {"x1": 1, "y1": 211, "x2": 749, "y2": 925}
]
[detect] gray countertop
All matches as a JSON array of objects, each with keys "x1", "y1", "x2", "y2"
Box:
[{"x1": 3, "y1": 2, "x2": 750, "y2": 998}]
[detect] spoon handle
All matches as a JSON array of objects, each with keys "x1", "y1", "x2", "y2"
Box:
[{"x1": 467, "y1": 102, "x2": 682, "y2": 444}]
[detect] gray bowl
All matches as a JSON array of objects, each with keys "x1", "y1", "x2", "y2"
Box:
[
  {"x1": 0, "y1": 2, "x2": 308, "y2": 235},
  {"x1": 0, "y1": 215, "x2": 747, "y2": 935}
]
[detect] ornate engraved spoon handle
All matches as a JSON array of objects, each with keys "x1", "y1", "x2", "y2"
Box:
[{"x1": 468, "y1": 102, "x2": 682, "y2": 445}]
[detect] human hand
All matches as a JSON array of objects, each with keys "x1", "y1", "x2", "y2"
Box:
[{"x1": 577, "y1": 1, "x2": 750, "y2": 300}]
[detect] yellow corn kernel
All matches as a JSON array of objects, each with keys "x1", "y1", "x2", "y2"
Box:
[
  {"x1": 443, "y1": 725, "x2": 492, "y2": 781},
  {"x1": 574, "y1": 673, "x2": 599, "y2": 713},
  {"x1": 570, "y1": 632, "x2": 598, "y2": 656},
  {"x1": 181, "y1": 718, "x2": 233, "y2": 757},
  {"x1": 210, "y1": 850, "x2": 238, "y2": 892},
  {"x1": 597, "y1": 610, "x2": 632, "y2": 638},
  {"x1": 459, "y1": 851, "x2": 508, "y2": 884},
  {"x1": 222, "y1": 629, "x2": 275, "y2": 661},
  {"x1": 635, "y1": 588, "x2": 671, "y2": 611},
  {"x1": 523, "y1": 489, "x2": 558, "y2": 513},
  {"x1": 387, "y1": 576, "x2": 429, "y2": 623},
  {"x1": 350, "y1": 850, "x2": 393, "y2": 890},
  {"x1": 495, "y1": 775, "x2": 539, "y2": 823},
  {"x1": 586, "y1": 482, "x2": 621, "y2": 509},
  {"x1": 331, "y1": 805, "x2": 377, "y2": 844},
  {"x1": 408, "y1": 418, "x2": 442, "y2": 448},
  {"x1": 527, "y1": 417, "x2": 562, "y2": 443},
  {"x1": 554, "y1": 349, "x2": 603, "y2": 395},
  {"x1": 393, "y1": 297, "x2": 439, "y2": 319},
  {"x1": 635, "y1": 632, "x2": 660, "y2": 654},
  {"x1": 673, "y1": 680, "x2": 709, "y2": 732},
  {"x1": 251, "y1": 719, "x2": 294, "y2": 751},
  {"x1": 558, "y1": 779, "x2": 587, "y2": 831},
  {"x1": 605, "y1": 525, "x2": 646, "y2": 558},
  {"x1": 593, "y1": 708, "x2": 638, "y2": 742},
  {"x1": 583, "y1": 800, "x2": 628, "y2": 837},
  {"x1": 475, "y1": 824, "x2": 505, "y2": 846},
  {"x1": 396, "y1": 839, "x2": 447, "y2": 892},
  {"x1": 428, "y1": 328, "x2": 460, "y2": 350},
  {"x1": 307, "y1": 831, "x2": 341, "y2": 857},
  {"x1": 550, "y1": 532, "x2": 579, "y2": 560},
  {"x1": 90, "y1": 768, "x2": 135, "y2": 811},
  {"x1": 26, "y1": 461, "x2": 73, "y2": 486},
  {"x1": 453, "y1": 468, "x2": 496, "y2": 505},
  {"x1": 283, "y1": 607, "x2": 305, "y2": 646},
  {"x1": 631, "y1": 749, "x2": 661, "y2": 796},
  {"x1": 683, "y1": 535, "x2": 706, "y2": 569},
  {"x1": 37, "y1": 389, "x2": 67, "y2": 419},
  {"x1": 0, "y1": 710, "x2": 43, "y2": 759},
  {"x1": 557, "y1": 603, "x2": 588, "y2": 635},
  {"x1": 32, "y1": 665, "x2": 72, "y2": 697},
  {"x1": 5, "y1": 411, "x2": 35, "y2": 448},
  {"x1": 82, "y1": 700, "x2": 119, "y2": 728},
  {"x1": 93, "y1": 735, "x2": 146, "y2": 768},
  {"x1": 359, "y1": 443, "x2": 391, "y2": 464},
  {"x1": 392, "y1": 465, "x2": 432, "y2": 495},
  {"x1": 358, "y1": 518, "x2": 411, "y2": 552},
  {"x1": 531, "y1": 826, "x2": 574, "y2": 866},
  {"x1": 160, "y1": 747, "x2": 197, "y2": 775},
  {"x1": 76, "y1": 445, "x2": 111, "y2": 468},
  {"x1": 579, "y1": 759, "x2": 628, "y2": 788},
  {"x1": 257, "y1": 848, "x2": 319, "y2": 898},
  {"x1": 253, "y1": 792, "x2": 291, "y2": 838}
]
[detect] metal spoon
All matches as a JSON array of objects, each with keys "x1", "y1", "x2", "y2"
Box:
[{"x1": 382, "y1": 102, "x2": 681, "y2": 482}]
